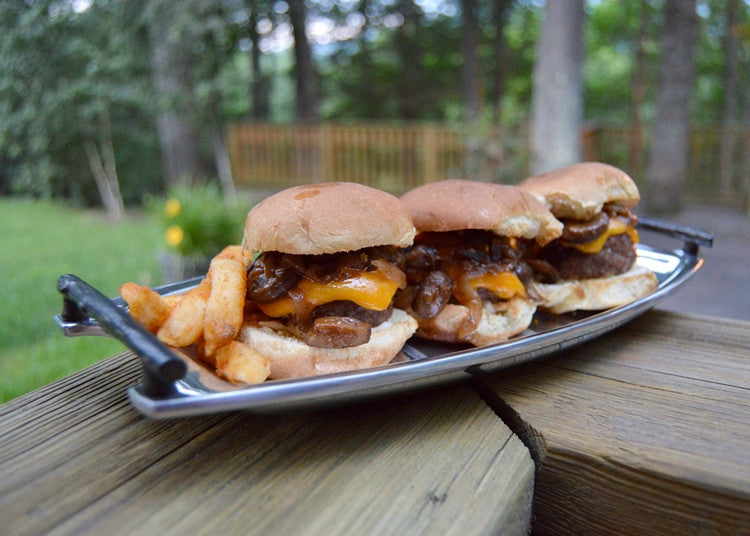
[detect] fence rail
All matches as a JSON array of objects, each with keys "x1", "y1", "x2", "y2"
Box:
[
  {"x1": 228, "y1": 123, "x2": 467, "y2": 194},
  {"x1": 228, "y1": 122, "x2": 750, "y2": 202}
]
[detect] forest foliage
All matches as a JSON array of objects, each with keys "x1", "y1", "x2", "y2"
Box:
[{"x1": 0, "y1": 0, "x2": 748, "y2": 209}]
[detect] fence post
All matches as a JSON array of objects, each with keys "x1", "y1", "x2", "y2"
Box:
[{"x1": 423, "y1": 125, "x2": 438, "y2": 184}]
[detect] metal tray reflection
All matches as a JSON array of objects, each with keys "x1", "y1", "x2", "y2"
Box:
[{"x1": 55, "y1": 218, "x2": 711, "y2": 418}]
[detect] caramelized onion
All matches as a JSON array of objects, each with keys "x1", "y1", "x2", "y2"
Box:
[
  {"x1": 445, "y1": 264, "x2": 482, "y2": 339},
  {"x1": 371, "y1": 258, "x2": 407, "y2": 289},
  {"x1": 301, "y1": 316, "x2": 371, "y2": 348},
  {"x1": 412, "y1": 270, "x2": 452, "y2": 318},
  {"x1": 560, "y1": 212, "x2": 609, "y2": 244}
]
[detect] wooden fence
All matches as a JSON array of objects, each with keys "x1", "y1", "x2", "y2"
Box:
[
  {"x1": 228, "y1": 122, "x2": 750, "y2": 202},
  {"x1": 228, "y1": 123, "x2": 467, "y2": 194}
]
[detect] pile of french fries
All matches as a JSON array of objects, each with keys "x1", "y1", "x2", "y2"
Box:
[{"x1": 119, "y1": 245, "x2": 271, "y2": 384}]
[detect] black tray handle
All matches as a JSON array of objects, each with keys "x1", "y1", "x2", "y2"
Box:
[
  {"x1": 57, "y1": 274, "x2": 187, "y2": 398},
  {"x1": 636, "y1": 217, "x2": 713, "y2": 256}
]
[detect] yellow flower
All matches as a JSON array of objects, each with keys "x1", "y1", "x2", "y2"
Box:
[
  {"x1": 165, "y1": 198, "x2": 181, "y2": 218},
  {"x1": 165, "y1": 225, "x2": 184, "y2": 247}
]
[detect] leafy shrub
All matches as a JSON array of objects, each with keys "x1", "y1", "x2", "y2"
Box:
[{"x1": 153, "y1": 181, "x2": 247, "y2": 259}]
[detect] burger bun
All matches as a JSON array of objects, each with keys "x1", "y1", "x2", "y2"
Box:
[
  {"x1": 244, "y1": 182, "x2": 416, "y2": 255},
  {"x1": 519, "y1": 162, "x2": 640, "y2": 220},
  {"x1": 531, "y1": 265, "x2": 658, "y2": 314},
  {"x1": 414, "y1": 297, "x2": 536, "y2": 346},
  {"x1": 400, "y1": 179, "x2": 562, "y2": 245},
  {"x1": 237, "y1": 309, "x2": 418, "y2": 379}
]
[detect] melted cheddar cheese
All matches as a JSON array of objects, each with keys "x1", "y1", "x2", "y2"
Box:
[
  {"x1": 564, "y1": 218, "x2": 639, "y2": 254},
  {"x1": 469, "y1": 271, "x2": 526, "y2": 300},
  {"x1": 257, "y1": 269, "x2": 400, "y2": 318}
]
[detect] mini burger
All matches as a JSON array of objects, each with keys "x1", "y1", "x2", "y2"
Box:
[
  {"x1": 397, "y1": 179, "x2": 563, "y2": 346},
  {"x1": 518, "y1": 162, "x2": 658, "y2": 314},
  {"x1": 239, "y1": 182, "x2": 418, "y2": 379}
]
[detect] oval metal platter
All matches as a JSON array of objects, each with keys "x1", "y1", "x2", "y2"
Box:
[{"x1": 55, "y1": 218, "x2": 711, "y2": 418}]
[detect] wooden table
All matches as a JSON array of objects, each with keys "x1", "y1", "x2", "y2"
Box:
[{"x1": 1, "y1": 310, "x2": 748, "y2": 535}]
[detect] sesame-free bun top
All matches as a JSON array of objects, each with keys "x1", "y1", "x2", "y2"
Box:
[
  {"x1": 243, "y1": 182, "x2": 416, "y2": 255},
  {"x1": 400, "y1": 179, "x2": 562, "y2": 245},
  {"x1": 518, "y1": 162, "x2": 640, "y2": 220}
]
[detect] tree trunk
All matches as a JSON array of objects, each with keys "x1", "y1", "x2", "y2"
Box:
[
  {"x1": 718, "y1": 0, "x2": 739, "y2": 197},
  {"x1": 461, "y1": 0, "x2": 483, "y2": 177},
  {"x1": 209, "y1": 98, "x2": 236, "y2": 202},
  {"x1": 743, "y1": 54, "x2": 750, "y2": 212},
  {"x1": 248, "y1": 0, "x2": 270, "y2": 120},
  {"x1": 149, "y1": 3, "x2": 204, "y2": 186},
  {"x1": 529, "y1": 0, "x2": 586, "y2": 175},
  {"x1": 395, "y1": 1, "x2": 422, "y2": 121},
  {"x1": 461, "y1": 0, "x2": 482, "y2": 124},
  {"x1": 489, "y1": 0, "x2": 513, "y2": 123},
  {"x1": 288, "y1": 0, "x2": 319, "y2": 123},
  {"x1": 628, "y1": 0, "x2": 649, "y2": 178},
  {"x1": 357, "y1": 0, "x2": 379, "y2": 120},
  {"x1": 83, "y1": 108, "x2": 125, "y2": 222},
  {"x1": 644, "y1": 0, "x2": 698, "y2": 214}
]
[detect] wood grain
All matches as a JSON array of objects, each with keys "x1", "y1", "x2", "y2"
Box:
[
  {"x1": 473, "y1": 311, "x2": 750, "y2": 535},
  {"x1": 0, "y1": 352, "x2": 534, "y2": 536}
]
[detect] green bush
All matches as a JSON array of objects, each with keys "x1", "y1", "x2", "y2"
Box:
[{"x1": 152, "y1": 181, "x2": 248, "y2": 259}]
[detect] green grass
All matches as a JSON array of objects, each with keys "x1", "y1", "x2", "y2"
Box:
[{"x1": 0, "y1": 198, "x2": 163, "y2": 402}]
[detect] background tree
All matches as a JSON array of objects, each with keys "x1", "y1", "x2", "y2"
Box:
[
  {"x1": 2, "y1": 0, "x2": 749, "y2": 211},
  {"x1": 394, "y1": 0, "x2": 424, "y2": 120},
  {"x1": 529, "y1": 0, "x2": 586, "y2": 175},
  {"x1": 0, "y1": 0, "x2": 156, "y2": 216},
  {"x1": 147, "y1": 0, "x2": 209, "y2": 187},
  {"x1": 645, "y1": 0, "x2": 699, "y2": 214},
  {"x1": 718, "y1": 0, "x2": 740, "y2": 197},
  {"x1": 247, "y1": 0, "x2": 271, "y2": 120},
  {"x1": 288, "y1": 0, "x2": 320, "y2": 123},
  {"x1": 488, "y1": 0, "x2": 515, "y2": 123},
  {"x1": 461, "y1": 0, "x2": 482, "y2": 124},
  {"x1": 629, "y1": 0, "x2": 652, "y2": 177}
]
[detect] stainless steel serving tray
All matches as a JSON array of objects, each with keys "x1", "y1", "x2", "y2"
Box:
[{"x1": 55, "y1": 218, "x2": 712, "y2": 419}]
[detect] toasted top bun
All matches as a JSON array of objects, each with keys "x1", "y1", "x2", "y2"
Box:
[
  {"x1": 400, "y1": 179, "x2": 562, "y2": 245},
  {"x1": 243, "y1": 182, "x2": 416, "y2": 255},
  {"x1": 518, "y1": 162, "x2": 640, "y2": 221}
]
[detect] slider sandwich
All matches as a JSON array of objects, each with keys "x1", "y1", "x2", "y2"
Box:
[
  {"x1": 518, "y1": 162, "x2": 658, "y2": 314},
  {"x1": 397, "y1": 180, "x2": 563, "y2": 346},
  {"x1": 240, "y1": 182, "x2": 418, "y2": 379}
]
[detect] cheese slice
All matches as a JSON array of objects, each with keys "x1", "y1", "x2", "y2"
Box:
[
  {"x1": 257, "y1": 269, "x2": 400, "y2": 318},
  {"x1": 469, "y1": 271, "x2": 526, "y2": 300},
  {"x1": 565, "y1": 218, "x2": 639, "y2": 254}
]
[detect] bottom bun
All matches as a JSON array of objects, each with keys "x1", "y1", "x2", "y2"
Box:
[
  {"x1": 532, "y1": 264, "x2": 658, "y2": 314},
  {"x1": 237, "y1": 308, "x2": 418, "y2": 380},
  {"x1": 415, "y1": 297, "x2": 536, "y2": 346}
]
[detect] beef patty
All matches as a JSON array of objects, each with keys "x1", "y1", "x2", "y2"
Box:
[{"x1": 541, "y1": 233, "x2": 636, "y2": 280}]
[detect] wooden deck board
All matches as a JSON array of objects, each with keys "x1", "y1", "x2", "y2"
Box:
[
  {"x1": 473, "y1": 311, "x2": 750, "y2": 535},
  {"x1": 0, "y1": 353, "x2": 534, "y2": 536}
]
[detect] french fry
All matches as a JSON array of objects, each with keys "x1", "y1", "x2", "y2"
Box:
[
  {"x1": 119, "y1": 282, "x2": 171, "y2": 333},
  {"x1": 157, "y1": 278, "x2": 211, "y2": 348},
  {"x1": 203, "y1": 257, "x2": 246, "y2": 356},
  {"x1": 214, "y1": 244, "x2": 253, "y2": 270},
  {"x1": 215, "y1": 340, "x2": 271, "y2": 384},
  {"x1": 194, "y1": 336, "x2": 214, "y2": 367},
  {"x1": 161, "y1": 294, "x2": 184, "y2": 308}
]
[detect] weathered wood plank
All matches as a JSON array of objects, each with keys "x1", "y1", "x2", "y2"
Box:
[
  {"x1": 473, "y1": 310, "x2": 750, "y2": 535},
  {"x1": 0, "y1": 352, "x2": 533, "y2": 536}
]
